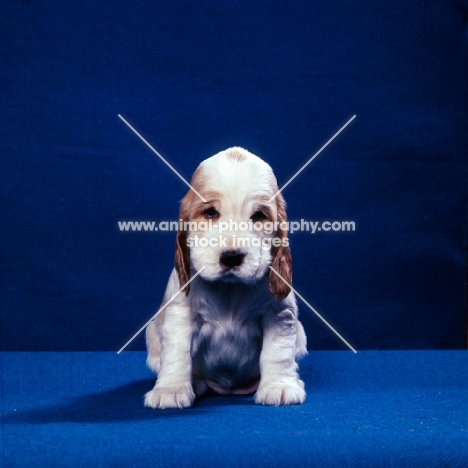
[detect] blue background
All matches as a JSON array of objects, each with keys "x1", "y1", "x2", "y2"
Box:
[
  {"x1": 1, "y1": 0, "x2": 467, "y2": 351},
  {"x1": 4, "y1": 351, "x2": 468, "y2": 467}
]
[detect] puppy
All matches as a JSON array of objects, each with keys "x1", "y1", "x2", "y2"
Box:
[{"x1": 145, "y1": 147, "x2": 307, "y2": 409}]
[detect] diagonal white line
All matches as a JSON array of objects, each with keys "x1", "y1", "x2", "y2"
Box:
[
  {"x1": 117, "y1": 267, "x2": 206, "y2": 354},
  {"x1": 269, "y1": 266, "x2": 357, "y2": 353},
  {"x1": 269, "y1": 115, "x2": 357, "y2": 202},
  {"x1": 118, "y1": 114, "x2": 207, "y2": 202}
]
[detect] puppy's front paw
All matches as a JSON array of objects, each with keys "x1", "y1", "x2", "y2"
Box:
[
  {"x1": 255, "y1": 380, "x2": 306, "y2": 406},
  {"x1": 144, "y1": 383, "x2": 195, "y2": 409}
]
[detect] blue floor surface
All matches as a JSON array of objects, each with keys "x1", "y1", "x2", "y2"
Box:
[{"x1": 1, "y1": 351, "x2": 467, "y2": 467}]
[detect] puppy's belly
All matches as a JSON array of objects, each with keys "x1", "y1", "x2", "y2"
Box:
[
  {"x1": 205, "y1": 377, "x2": 260, "y2": 395},
  {"x1": 191, "y1": 319, "x2": 262, "y2": 394}
]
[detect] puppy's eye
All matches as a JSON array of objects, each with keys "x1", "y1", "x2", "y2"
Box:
[
  {"x1": 203, "y1": 207, "x2": 219, "y2": 219},
  {"x1": 250, "y1": 210, "x2": 267, "y2": 222}
]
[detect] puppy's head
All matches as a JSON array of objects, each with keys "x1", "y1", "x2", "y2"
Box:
[{"x1": 175, "y1": 147, "x2": 292, "y2": 300}]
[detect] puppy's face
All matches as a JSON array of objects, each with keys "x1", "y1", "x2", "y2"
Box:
[{"x1": 175, "y1": 147, "x2": 292, "y2": 300}]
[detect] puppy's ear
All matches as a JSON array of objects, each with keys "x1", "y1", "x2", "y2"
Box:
[
  {"x1": 269, "y1": 192, "x2": 292, "y2": 300},
  {"x1": 175, "y1": 190, "x2": 192, "y2": 295}
]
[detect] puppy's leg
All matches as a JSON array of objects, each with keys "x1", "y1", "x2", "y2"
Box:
[
  {"x1": 146, "y1": 318, "x2": 162, "y2": 373},
  {"x1": 295, "y1": 320, "x2": 308, "y2": 360},
  {"x1": 255, "y1": 309, "x2": 306, "y2": 406},
  {"x1": 144, "y1": 305, "x2": 195, "y2": 409}
]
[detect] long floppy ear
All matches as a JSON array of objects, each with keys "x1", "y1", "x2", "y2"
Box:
[
  {"x1": 174, "y1": 190, "x2": 193, "y2": 295},
  {"x1": 269, "y1": 191, "x2": 292, "y2": 300}
]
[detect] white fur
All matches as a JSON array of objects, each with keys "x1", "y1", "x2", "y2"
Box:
[{"x1": 145, "y1": 147, "x2": 307, "y2": 409}]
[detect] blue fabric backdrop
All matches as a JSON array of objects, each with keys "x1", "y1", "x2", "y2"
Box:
[
  {"x1": 1, "y1": 0, "x2": 467, "y2": 351},
  {"x1": 3, "y1": 351, "x2": 468, "y2": 467}
]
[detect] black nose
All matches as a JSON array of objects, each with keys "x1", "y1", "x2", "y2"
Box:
[{"x1": 220, "y1": 250, "x2": 246, "y2": 268}]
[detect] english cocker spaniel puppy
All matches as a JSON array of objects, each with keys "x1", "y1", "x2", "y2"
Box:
[{"x1": 145, "y1": 147, "x2": 307, "y2": 409}]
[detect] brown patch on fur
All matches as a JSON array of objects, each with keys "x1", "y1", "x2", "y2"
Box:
[
  {"x1": 225, "y1": 148, "x2": 247, "y2": 162},
  {"x1": 269, "y1": 191, "x2": 292, "y2": 300},
  {"x1": 175, "y1": 164, "x2": 215, "y2": 294},
  {"x1": 190, "y1": 190, "x2": 221, "y2": 219},
  {"x1": 174, "y1": 190, "x2": 193, "y2": 294}
]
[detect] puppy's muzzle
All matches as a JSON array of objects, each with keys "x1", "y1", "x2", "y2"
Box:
[{"x1": 220, "y1": 250, "x2": 246, "y2": 269}]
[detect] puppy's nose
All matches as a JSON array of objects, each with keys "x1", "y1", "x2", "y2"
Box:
[{"x1": 220, "y1": 250, "x2": 246, "y2": 268}]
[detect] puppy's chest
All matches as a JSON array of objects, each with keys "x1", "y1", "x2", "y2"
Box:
[
  {"x1": 189, "y1": 291, "x2": 265, "y2": 381},
  {"x1": 189, "y1": 280, "x2": 269, "y2": 330},
  {"x1": 191, "y1": 296, "x2": 263, "y2": 346}
]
